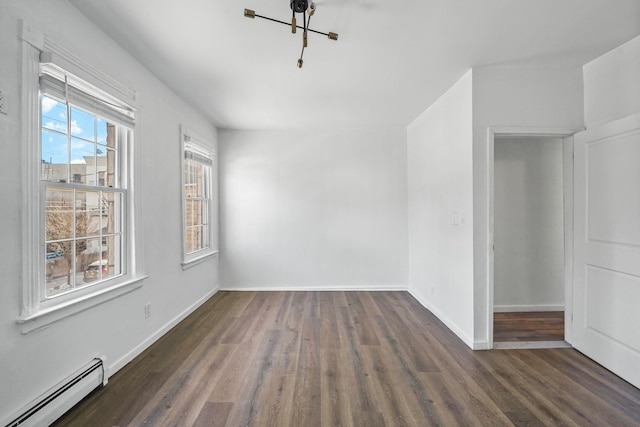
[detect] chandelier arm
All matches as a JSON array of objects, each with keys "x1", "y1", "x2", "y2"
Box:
[
  {"x1": 298, "y1": 44, "x2": 306, "y2": 68},
  {"x1": 292, "y1": 7, "x2": 296, "y2": 33},
  {"x1": 253, "y1": 13, "x2": 331, "y2": 37},
  {"x1": 303, "y1": 10, "x2": 308, "y2": 47}
]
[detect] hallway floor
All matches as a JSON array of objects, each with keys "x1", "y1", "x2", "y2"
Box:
[{"x1": 494, "y1": 311, "x2": 565, "y2": 342}]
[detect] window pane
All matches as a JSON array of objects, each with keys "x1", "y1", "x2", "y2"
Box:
[
  {"x1": 194, "y1": 163, "x2": 205, "y2": 197},
  {"x1": 42, "y1": 96, "x2": 67, "y2": 133},
  {"x1": 184, "y1": 159, "x2": 194, "y2": 187},
  {"x1": 184, "y1": 159, "x2": 207, "y2": 197},
  {"x1": 185, "y1": 226, "x2": 192, "y2": 253},
  {"x1": 186, "y1": 225, "x2": 205, "y2": 254},
  {"x1": 97, "y1": 119, "x2": 108, "y2": 145},
  {"x1": 41, "y1": 130, "x2": 69, "y2": 182},
  {"x1": 46, "y1": 188, "x2": 74, "y2": 241},
  {"x1": 97, "y1": 147, "x2": 116, "y2": 187},
  {"x1": 103, "y1": 235, "x2": 121, "y2": 280},
  {"x1": 70, "y1": 138, "x2": 95, "y2": 184},
  {"x1": 79, "y1": 238, "x2": 102, "y2": 285},
  {"x1": 186, "y1": 226, "x2": 195, "y2": 253},
  {"x1": 76, "y1": 191, "x2": 100, "y2": 237},
  {"x1": 186, "y1": 200, "x2": 195, "y2": 226},
  {"x1": 45, "y1": 240, "x2": 73, "y2": 297},
  {"x1": 70, "y1": 107, "x2": 95, "y2": 141},
  {"x1": 101, "y1": 192, "x2": 122, "y2": 234},
  {"x1": 194, "y1": 225, "x2": 204, "y2": 251}
]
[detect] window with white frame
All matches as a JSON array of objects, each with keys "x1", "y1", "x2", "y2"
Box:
[
  {"x1": 18, "y1": 26, "x2": 145, "y2": 331},
  {"x1": 181, "y1": 128, "x2": 217, "y2": 265},
  {"x1": 39, "y1": 64, "x2": 133, "y2": 298}
]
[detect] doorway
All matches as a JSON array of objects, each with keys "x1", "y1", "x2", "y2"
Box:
[{"x1": 486, "y1": 129, "x2": 575, "y2": 349}]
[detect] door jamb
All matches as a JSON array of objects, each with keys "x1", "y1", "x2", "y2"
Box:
[{"x1": 486, "y1": 126, "x2": 581, "y2": 349}]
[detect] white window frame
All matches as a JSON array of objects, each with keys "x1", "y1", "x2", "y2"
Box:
[
  {"x1": 180, "y1": 126, "x2": 218, "y2": 268},
  {"x1": 18, "y1": 22, "x2": 146, "y2": 333}
]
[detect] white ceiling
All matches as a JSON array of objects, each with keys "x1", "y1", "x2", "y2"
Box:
[{"x1": 68, "y1": 0, "x2": 640, "y2": 130}]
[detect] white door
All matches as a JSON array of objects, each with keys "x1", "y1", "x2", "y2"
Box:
[{"x1": 573, "y1": 112, "x2": 640, "y2": 389}]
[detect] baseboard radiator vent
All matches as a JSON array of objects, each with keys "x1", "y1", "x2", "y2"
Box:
[{"x1": 4, "y1": 358, "x2": 105, "y2": 427}]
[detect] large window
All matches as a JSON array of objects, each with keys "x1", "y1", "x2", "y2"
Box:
[
  {"x1": 181, "y1": 128, "x2": 217, "y2": 266},
  {"x1": 41, "y1": 96, "x2": 125, "y2": 298},
  {"x1": 39, "y1": 65, "x2": 133, "y2": 298},
  {"x1": 19, "y1": 27, "x2": 145, "y2": 332}
]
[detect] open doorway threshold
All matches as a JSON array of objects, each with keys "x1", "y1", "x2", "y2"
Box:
[{"x1": 494, "y1": 311, "x2": 571, "y2": 350}]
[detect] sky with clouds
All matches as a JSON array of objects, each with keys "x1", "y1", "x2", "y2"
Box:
[{"x1": 41, "y1": 96, "x2": 109, "y2": 165}]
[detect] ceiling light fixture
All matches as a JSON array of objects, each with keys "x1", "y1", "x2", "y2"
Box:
[{"x1": 244, "y1": 0, "x2": 338, "y2": 68}]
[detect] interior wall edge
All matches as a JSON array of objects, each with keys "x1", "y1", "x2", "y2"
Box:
[{"x1": 408, "y1": 287, "x2": 475, "y2": 349}]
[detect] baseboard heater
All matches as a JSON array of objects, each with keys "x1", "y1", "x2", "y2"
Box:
[{"x1": 4, "y1": 358, "x2": 105, "y2": 427}]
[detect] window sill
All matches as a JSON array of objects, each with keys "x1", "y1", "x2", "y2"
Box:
[
  {"x1": 181, "y1": 250, "x2": 219, "y2": 270},
  {"x1": 17, "y1": 275, "x2": 148, "y2": 334}
]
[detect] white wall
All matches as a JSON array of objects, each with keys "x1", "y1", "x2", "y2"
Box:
[
  {"x1": 493, "y1": 137, "x2": 565, "y2": 311},
  {"x1": 584, "y1": 35, "x2": 640, "y2": 128},
  {"x1": 472, "y1": 66, "x2": 584, "y2": 346},
  {"x1": 219, "y1": 128, "x2": 408, "y2": 289},
  {"x1": 0, "y1": 1, "x2": 219, "y2": 421},
  {"x1": 407, "y1": 70, "x2": 475, "y2": 346}
]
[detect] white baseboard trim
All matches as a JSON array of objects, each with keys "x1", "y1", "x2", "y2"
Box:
[
  {"x1": 494, "y1": 304, "x2": 564, "y2": 313},
  {"x1": 407, "y1": 288, "x2": 475, "y2": 350},
  {"x1": 473, "y1": 341, "x2": 492, "y2": 350},
  {"x1": 219, "y1": 284, "x2": 408, "y2": 292},
  {"x1": 108, "y1": 286, "x2": 219, "y2": 376}
]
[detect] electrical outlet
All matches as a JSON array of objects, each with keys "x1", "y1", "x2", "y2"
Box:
[
  {"x1": 144, "y1": 303, "x2": 151, "y2": 319},
  {"x1": 0, "y1": 90, "x2": 6, "y2": 115}
]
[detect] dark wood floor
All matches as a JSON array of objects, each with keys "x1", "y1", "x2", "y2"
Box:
[
  {"x1": 494, "y1": 311, "x2": 565, "y2": 342},
  {"x1": 54, "y1": 291, "x2": 640, "y2": 426}
]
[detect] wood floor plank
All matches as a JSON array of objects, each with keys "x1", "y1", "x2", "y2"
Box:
[
  {"x1": 482, "y1": 349, "x2": 603, "y2": 426},
  {"x1": 401, "y1": 302, "x2": 547, "y2": 425},
  {"x1": 284, "y1": 291, "x2": 308, "y2": 334},
  {"x1": 127, "y1": 338, "x2": 235, "y2": 426},
  {"x1": 319, "y1": 291, "x2": 342, "y2": 349},
  {"x1": 220, "y1": 292, "x2": 267, "y2": 344},
  {"x1": 370, "y1": 313, "x2": 445, "y2": 425},
  {"x1": 361, "y1": 345, "x2": 422, "y2": 427},
  {"x1": 193, "y1": 402, "x2": 233, "y2": 427},
  {"x1": 290, "y1": 315, "x2": 322, "y2": 427},
  {"x1": 336, "y1": 306, "x2": 386, "y2": 427},
  {"x1": 524, "y1": 350, "x2": 640, "y2": 425},
  {"x1": 371, "y1": 292, "x2": 440, "y2": 372},
  {"x1": 207, "y1": 342, "x2": 253, "y2": 403},
  {"x1": 410, "y1": 328, "x2": 515, "y2": 426},
  {"x1": 223, "y1": 329, "x2": 283, "y2": 427},
  {"x1": 473, "y1": 350, "x2": 586, "y2": 427},
  {"x1": 320, "y1": 348, "x2": 355, "y2": 427},
  {"x1": 345, "y1": 292, "x2": 380, "y2": 345},
  {"x1": 53, "y1": 291, "x2": 640, "y2": 427}
]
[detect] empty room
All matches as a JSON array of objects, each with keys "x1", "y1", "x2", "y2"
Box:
[{"x1": 1, "y1": 0, "x2": 640, "y2": 426}]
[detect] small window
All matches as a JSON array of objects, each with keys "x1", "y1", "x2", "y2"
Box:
[{"x1": 181, "y1": 128, "x2": 217, "y2": 266}]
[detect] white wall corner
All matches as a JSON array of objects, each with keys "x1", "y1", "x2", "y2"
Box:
[{"x1": 408, "y1": 288, "x2": 475, "y2": 350}]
